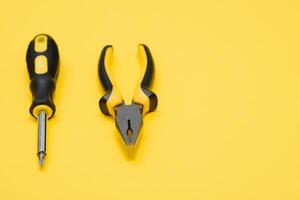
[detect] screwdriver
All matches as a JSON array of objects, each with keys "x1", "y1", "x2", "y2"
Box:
[{"x1": 26, "y1": 34, "x2": 60, "y2": 167}]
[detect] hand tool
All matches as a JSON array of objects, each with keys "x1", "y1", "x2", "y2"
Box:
[
  {"x1": 26, "y1": 34, "x2": 60, "y2": 167},
  {"x1": 98, "y1": 44, "x2": 158, "y2": 154}
]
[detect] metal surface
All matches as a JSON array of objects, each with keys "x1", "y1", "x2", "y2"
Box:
[
  {"x1": 37, "y1": 111, "x2": 47, "y2": 167},
  {"x1": 115, "y1": 104, "x2": 143, "y2": 147}
]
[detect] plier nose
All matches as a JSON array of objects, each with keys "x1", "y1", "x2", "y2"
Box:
[
  {"x1": 98, "y1": 44, "x2": 158, "y2": 153},
  {"x1": 115, "y1": 104, "x2": 142, "y2": 146}
]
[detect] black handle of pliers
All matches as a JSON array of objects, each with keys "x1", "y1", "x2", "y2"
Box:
[
  {"x1": 136, "y1": 44, "x2": 158, "y2": 113},
  {"x1": 26, "y1": 34, "x2": 60, "y2": 118},
  {"x1": 98, "y1": 45, "x2": 113, "y2": 115},
  {"x1": 98, "y1": 45, "x2": 113, "y2": 91},
  {"x1": 140, "y1": 44, "x2": 155, "y2": 88},
  {"x1": 98, "y1": 45, "x2": 123, "y2": 116}
]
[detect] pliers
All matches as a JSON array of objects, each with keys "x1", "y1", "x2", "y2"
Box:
[{"x1": 98, "y1": 44, "x2": 158, "y2": 151}]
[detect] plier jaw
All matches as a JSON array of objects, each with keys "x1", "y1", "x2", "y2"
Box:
[
  {"x1": 98, "y1": 44, "x2": 157, "y2": 153},
  {"x1": 115, "y1": 104, "x2": 142, "y2": 148}
]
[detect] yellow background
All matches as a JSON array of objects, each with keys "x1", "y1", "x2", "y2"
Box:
[{"x1": 0, "y1": 0, "x2": 299, "y2": 199}]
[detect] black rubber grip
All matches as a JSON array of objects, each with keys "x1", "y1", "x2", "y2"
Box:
[
  {"x1": 140, "y1": 44, "x2": 154, "y2": 88},
  {"x1": 26, "y1": 34, "x2": 60, "y2": 118},
  {"x1": 139, "y1": 44, "x2": 158, "y2": 112},
  {"x1": 98, "y1": 45, "x2": 114, "y2": 115},
  {"x1": 98, "y1": 45, "x2": 113, "y2": 91}
]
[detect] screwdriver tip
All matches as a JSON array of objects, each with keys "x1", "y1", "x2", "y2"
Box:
[
  {"x1": 39, "y1": 159, "x2": 45, "y2": 167},
  {"x1": 38, "y1": 152, "x2": 46, "y2": 167}
]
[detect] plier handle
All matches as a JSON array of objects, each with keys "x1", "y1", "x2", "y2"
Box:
[{"x1": 98, "y1": 44, "x2": 158, "y2": 151}]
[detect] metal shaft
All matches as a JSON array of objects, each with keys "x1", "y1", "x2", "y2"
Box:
[{"x1": 37, "y1": 111, "x2": 47, "y2": 167}]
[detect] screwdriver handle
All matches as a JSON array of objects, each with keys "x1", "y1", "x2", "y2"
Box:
[{"x1": 26, "y1": 34, "x2": 60, "y2": 119}]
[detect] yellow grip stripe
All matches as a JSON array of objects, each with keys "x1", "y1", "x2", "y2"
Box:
[
  {"x1": 34, "y1": 55, "x2": 48, "y2": 74},
  {"x1": 34, "y1": 35, "x2": 48, "y2": 52},
  {"x1": 32, "y1": 105, "x2": 53, "y2": 119},
  {"x1": 133, "y1": 86, "x2": 149, "y2": 115},
  {"x1": 107, "y1": 88, "x2": 123, "y2": 116}
]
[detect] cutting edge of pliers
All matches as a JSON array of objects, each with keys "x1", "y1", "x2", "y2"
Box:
[{"x1": 98, "y1": 44, "x2": 158, "y2": 149}]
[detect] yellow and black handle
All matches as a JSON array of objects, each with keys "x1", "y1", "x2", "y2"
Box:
[
  {"x1": 26, "y1": 34, "x2": 60, "y2": 119},
  {"x1": 133, "y1": 44, "x2": 158, "y2": 114},
  {"x1": 98, "y1": 45, "x2": 123, "y2": 116},
  {"x1": 98, "y1": 44, "x2": 157, "y2": 116}
]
